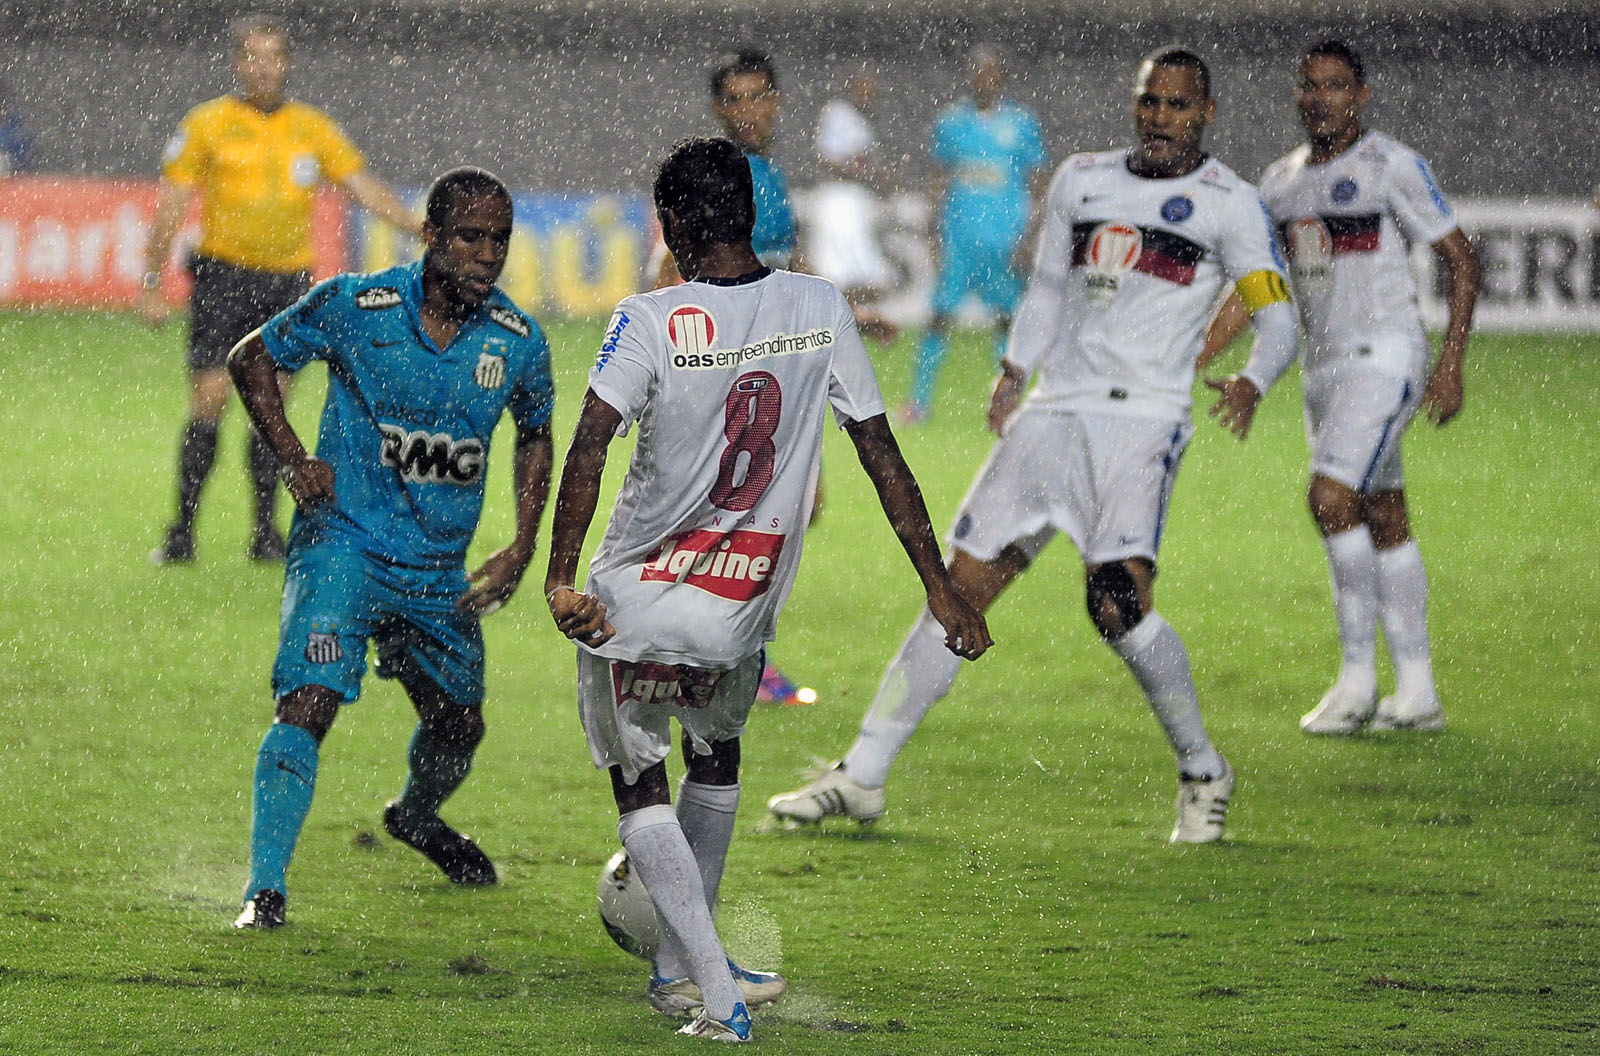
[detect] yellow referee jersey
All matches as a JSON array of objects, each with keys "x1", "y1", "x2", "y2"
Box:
[{"x1": 162, "y1": 95, "x2": 365, "y2": 273}]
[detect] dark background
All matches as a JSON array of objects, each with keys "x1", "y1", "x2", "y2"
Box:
[{"x1": 4, "y1": 0, "x2": 1596, "y2": 197}]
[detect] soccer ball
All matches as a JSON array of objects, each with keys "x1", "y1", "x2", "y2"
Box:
[{"x1": 597, "y1": 849, "x2": 659, "y2": 960}]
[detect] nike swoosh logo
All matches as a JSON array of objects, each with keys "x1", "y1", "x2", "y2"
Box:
[
  {"x1": 275, "y1": 760, "x2": 310, "y2": 782},
  {"x1": 372, "y1": 338, "x2": 403, "y2": 348}
]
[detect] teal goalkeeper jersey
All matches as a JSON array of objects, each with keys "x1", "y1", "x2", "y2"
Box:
[
  {"x1": 932, "y1": 98, "x2": 1046, "y2": 246},
  {"x1": 260, "y1": 260, "x2": 554, "y2": 568}
]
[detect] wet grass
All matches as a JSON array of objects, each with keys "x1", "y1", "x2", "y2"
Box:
[{"x1": 0, "y1": 310, "x2": 1595, "y2": 1054}]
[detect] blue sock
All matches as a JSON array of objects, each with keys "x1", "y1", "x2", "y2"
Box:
[
  {"x1": 393, "y1": 721, "x2": 474, "y2": 833},
  {"x1": 245, "y1": 722, "x2": 319, "y2": 902},
  {"x1": 912, "y1": 332, "x2": 948, "y2": 412}
]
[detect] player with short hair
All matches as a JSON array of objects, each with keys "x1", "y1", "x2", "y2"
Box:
[
  {"x1": 143, "y1": 14, "x2": 418, "y2": 564},
  {"x1": 771, "y1": 46, "x2": 1300, "y2": 844},
  {"x1": 227, "y1": 167, "x2": 555, "y2": 928},
  {"x1": 1202, "y1": 39, "x2": 1479, "y2": 734},
  {"x1": 904, "y1": 44, "x2": 1048, "y2": 424},
  {"x1": 546, "y1": 136, "x2": 990, "y2": 1042}
]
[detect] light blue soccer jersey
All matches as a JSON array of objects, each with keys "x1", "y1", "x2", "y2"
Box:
[
  {"x1": 747, "y1": 150, "x2": 797, "y2": 265},
  {"x1": 260, "y1": 260, "x2": 554, "y2": 569},
  {"x1": 932, "y1": 99, "x2": 1046, "y2": 246}
]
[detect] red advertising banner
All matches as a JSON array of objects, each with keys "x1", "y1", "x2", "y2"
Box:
[{"x1": 0, "y1": 176, "x2": 348, "y2": 308}]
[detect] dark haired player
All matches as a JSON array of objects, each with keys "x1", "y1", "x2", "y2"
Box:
[
  {"x1": 143, "y1": 14, "x2": 417, "y2": 564},
  {"x1": 546, "y1": 137, "x2": 989, "y2": 1041},
  {"x1": 772, "y1": 47, "x2": 1298, "y2": 844},
  {"x1": 227, "y1": 168, "x2": 555, "y2": 928},
  {"x1": 1203, "y1": 40, "x2": 1479, "y2": 735}
]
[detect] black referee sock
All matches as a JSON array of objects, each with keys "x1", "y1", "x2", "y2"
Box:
[
  {"x1": 248, "y1": 430, "x2": 279, "y2": 530},
  {"x1": 175, "y1": 420, "x2": 219, "y2": 532}
]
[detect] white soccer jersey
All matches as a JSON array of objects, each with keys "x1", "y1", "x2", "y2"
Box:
[
  {"x1": 1010, "y1": 150, "x2": 1289, "y2": 421},
  {"x1": 816, "y1": 99, "x2": 874, "y2": 167},
  {"x1": 1259, "y1": 131, "x2": 1458, "y2": 376},
  {"x1": 583, "y1": 269, "x2": 886, "y2": 667}
]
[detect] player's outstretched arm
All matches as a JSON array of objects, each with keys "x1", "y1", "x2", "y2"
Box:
[
  {"x1": 461, "y1": 423, "x2": 553, "y2": 617},
  {"x1": 1422, "y1": 228, "x2": 1480, "y2": 426},
  {"x1": 844, "y1": 414, "x2": 991, "y2": 661},
  {"x1": 227, "y1": 332, "x2": 334, "y2": 512},
  {"x1": 341, "y1": 169, "x2": 424, "y2": 240},
  {"x1": 544, "y1": 390, "x2": 620, "y2": 646}
]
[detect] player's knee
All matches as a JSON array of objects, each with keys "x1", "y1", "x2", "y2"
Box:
[
  {"x1": 427, "y1": 706, "x2": 485, "y2": 753},
  {"x1": 1307, "y1": 476, "x2": 1361, "y2": 533},
  {"x1": 683, "y1": 734, "x2": 740, "y2": 786},
  {"x1": 1085, "y1": 562, "x2": 1146, "y2": 641},
  {"x1": 274, "y1": 685, "x2": 341, "y2": 742}
]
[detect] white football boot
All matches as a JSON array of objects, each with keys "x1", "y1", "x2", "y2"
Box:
[
  {"x1": 648, "y1": 960, "x2": 787, "y2": 1018},
  {"x1": 1369, "y1": 693, "x2": 1446, "y2": 731},
  {"x1": 766, "y1": 762, "x2": 885, "y2": 823},
  {"x1": 1170, "y1": 758, "x2": 1234, "y2": 844},
  {"x1": 1299, "y1": 681, "x2": 1378, "y2": 735}
]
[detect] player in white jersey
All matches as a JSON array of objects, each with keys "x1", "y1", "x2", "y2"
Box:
[
  {"x1": 770, "y1": 46, "x2": 1301, "y2": 844},
  {"x1": 545, "y1": 137, "x2": 990, "y2": 1043},
  {"x1": 1203, "y1": 40, "x2": 1479, "y2": 735},
  {"x1": 810, "y1": 68, "x2": 897, "y2": 299}
]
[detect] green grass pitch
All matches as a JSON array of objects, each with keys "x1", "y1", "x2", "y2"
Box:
[{"x1": 0, "y1": 309, "x2": 1596, "y2": 1054}]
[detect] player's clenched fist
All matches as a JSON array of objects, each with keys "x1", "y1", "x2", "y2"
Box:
[
  {"x1": 546, "y1": 585, "x2": 616, "y2": 647},
  {"x1": 281, "y1": 455, "x2": 336, "y2": 512}
]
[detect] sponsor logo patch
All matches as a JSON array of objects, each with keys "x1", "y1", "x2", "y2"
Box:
[
  {"x1": 488, "y1": 306, "x2": 530, "y2": 337},
  {"x1": 356, "y1": 286, "x2": 402, "y2": 310},
  {"x1": 1083, "y1": 221, "x2": 1142, "y2": 307},
  {"x1": 638, "y1": 528, "x2": 785, "y2": 601},
  {"x1": 474, "y1": 352, "x2": 506, "y2": 389},
  {"x1": 1287, "y1": 217, "x2": 1333, "y2": 291},
  {"x1": 378, "y1": 424, "x2": 484, "y2": 485},
  {"x1": 609, "y1": 661, "x2": 725, "y2": 712},
  {"x1": 596, "y1": 309, "x2": 630, "y2": 373},
  {"x1": 670, "y1": 327, "x2": 834, "y2": 371},
  {"x1": 667, "y1": 305, "x2": 717, "y2": 357}
]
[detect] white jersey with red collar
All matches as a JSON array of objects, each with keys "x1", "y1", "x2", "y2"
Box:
[
  {"x1": 583, "y1": 269, "x2": 886, "y2": 668},
  {"x1": 1259, "y1": 130, "x2": 1458, "y2": 376},
  {"x1": 1010, "y1": 149, "x2": 1289, "y2": 421}
]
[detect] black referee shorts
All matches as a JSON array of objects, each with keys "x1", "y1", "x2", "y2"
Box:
[{"x1": 187, "y1": 255, "x2": 311, "y2": 371}]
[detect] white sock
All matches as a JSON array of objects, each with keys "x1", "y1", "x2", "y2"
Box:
[
  {"x1": 842, "y1": 607, "x2": 963, "y2": 789},
  {"x1": 676, "y1": 779, "x2": 739, "y2": 913},
  {"x1": 1376, "y1": 540, "x2": 1437, "y2": 702},
  {"x1": 1324, "y1": 526, "x2": 1379, "y2": 693},
  {"x1": 1110, "y1": 613, "x2": 1225, "y2": 780},
  {"x1": 619, "y1": 805, "x2": 738, "y2": 1017}
]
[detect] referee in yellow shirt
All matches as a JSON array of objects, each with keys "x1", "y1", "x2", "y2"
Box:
[{"x1": 141, "y1": 14, "x2": 418, "y2": 563}]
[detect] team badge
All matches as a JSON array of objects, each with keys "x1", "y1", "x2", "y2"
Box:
[
  {"x1": 1160, "y1": 195, "x2": 1195, "y2": 223},
  {"x1": 474, "y1": 351, "x2": 506, "y2": 389},
  {"x1": 290, "y1": 154, "x2": 321, "y2": 189},
  {"x1": 1330, "y1": 178, "x2": 1358, "y2": 203},
  {"x1": 305, "y1": 630, "x2": 342, "y2": 665},
  {"x1": 1287, "y1": 218, "x2": 1333, "y2": 294},
  {"x1": 1083, "y1": 222, "x2": 1142, "y2": 307},
  {"x1": 666, "y1": 305, "x2": 716, "y2": 357}
]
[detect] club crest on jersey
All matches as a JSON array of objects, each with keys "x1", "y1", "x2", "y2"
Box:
[
  {"x1": 610, "y1": 661, "x2": 723, "y2": 712},
  {"x1": 1160, "y1": 195, "x2": 1195, "y2": 223},
  {"x1": 638, "y1": 528, "x2": 785, "y2": 601},
  {"x1": 1330, "y1": 178, "x2": 1359, "y2": 204},
  {"x1": 356, "y1": 286, "x2": 402, "y2": 310},
  {"x1": 667, "y1": 305, "x2": 717, "y2": 358},
  {"x1": 305, "y1": 629, "x2": 342, "y2": 665},
  {"x1": 1287, "y1": 218, "x2": 1333, "y2": 293},
  {"x1": 474, "y1": 351, "x2": 506, "y2": 390},
  {"x1": 487, "y1": 306, "x2": 529, "y2": 337},
  {"x1": 1084, "y1": 222, "x2": 1142, "y2": 307},
  {"x1": 378, "y1": 424, "x2": 484, "y2": 485}
]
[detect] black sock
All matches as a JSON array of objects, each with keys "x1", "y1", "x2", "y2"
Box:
[
  {"x1": 248, "y1": 430, "x2": 279, "y2": 530},
  {"x1": 175, "y1": 420, "x2": 219, "y2": 532}
]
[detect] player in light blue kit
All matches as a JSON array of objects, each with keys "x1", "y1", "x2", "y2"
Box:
[
  {"x1": 907, "y1": 45, "x2": 1048, "y2": 423},
  {"x1": 226, "y1": 168, "x2": 556, "y2": 928}
]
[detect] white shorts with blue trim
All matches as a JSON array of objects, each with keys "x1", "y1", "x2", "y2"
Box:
[
  {"x1": 1303, "y1": 360, "x2": 1423, "y2": 494},
  {"x1": 948, "y1": 407, "x2": 1193, "y2": 567}
]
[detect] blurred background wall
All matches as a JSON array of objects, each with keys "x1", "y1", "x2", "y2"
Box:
[{"x1": 3, "y1": 0, "x2": 1596, "y2": 198}]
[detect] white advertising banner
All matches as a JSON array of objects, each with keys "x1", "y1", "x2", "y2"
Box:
[{"x1": 1418, "y1": 197, "x2": 1600, "y2": 333}]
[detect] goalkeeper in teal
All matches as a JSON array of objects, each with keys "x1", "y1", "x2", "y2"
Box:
[
  {"x1": 226, "y1": 167, "x2": 555, "y2": 929},
  {"x1": 907, "y1": 45, "x2": 1047, "y2": 423}
]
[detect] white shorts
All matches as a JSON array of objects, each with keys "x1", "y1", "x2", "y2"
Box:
[
  {"x1": 576, "y1": 649, "x2": 763, "y2": 785},
  {"x1": 1303, "y1": 361, "x2": 1422, "y2": 494},
  {"x1": 807, "y1": 182, "x2": 895, "y2": 291},
  {"x1": 948, "y1": 408, "x2": 1193, "y2": 567}
]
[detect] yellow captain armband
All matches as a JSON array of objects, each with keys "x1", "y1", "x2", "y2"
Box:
[{"x1": 1236, "y1": 269, "x2": 1292, "y2": 313}]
